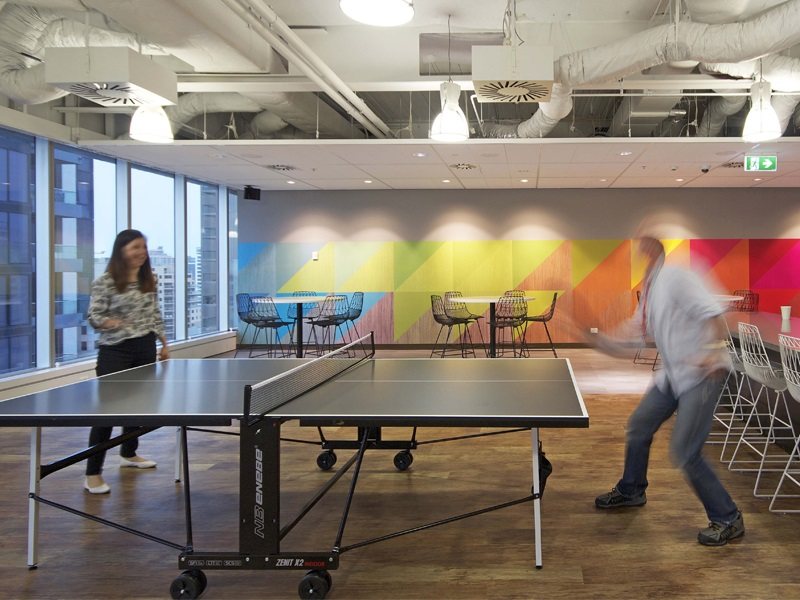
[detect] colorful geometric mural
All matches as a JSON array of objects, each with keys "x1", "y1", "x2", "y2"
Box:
[{"x1": 237, "y1": 239, "x2": 799, "y2": 345}]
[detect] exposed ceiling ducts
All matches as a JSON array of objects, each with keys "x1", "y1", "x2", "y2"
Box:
[{"x1": 0, "y1": 0, "x2": 799, "y2": 144}]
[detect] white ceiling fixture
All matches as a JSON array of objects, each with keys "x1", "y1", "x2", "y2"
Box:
[
  {"x1": 339, "y1": 0, "x2": 414, "y2": 27},
  {"x1": 742, "y1": 81, "x2": 782, "y2": 143},
  {"x1": 129, "y1": 105, "x2": 174, "y2": 144},
  {"x1": 472, "y1": 0, "x2": 553, "y2": 103},
  {"x1": 430, "y1": 16, "x2": 468, "y2": 142},
  {"x1": 44, "y1": 47, "x2": 177, "y2": 107}
]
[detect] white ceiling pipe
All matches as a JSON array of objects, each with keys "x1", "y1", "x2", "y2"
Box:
[
  {"x1": 505, "y1": 0, "x2": 800, "y2": 139},
  {"x1": 700, "y1": 53, "x2": 800, "y2": 134},
  {"x1": 220, "y1": 0, "x2": 387, "y2": 139},
  {"x1": 0, "y1": 4, "x2": 163, "y2": 104},
  {"x1": 554, "y1": 0, "x2": 800, "y2": 87},
  {"x1": 247, "y1": 109, "x2": 288, "y2": 137},
  {"x1": 230, "y1": 0, "x2": 392, "y2": 138},
  {"x1": 695, "y1": 94, "x2": 747, "y2": 136},
  {"x1": 164, "y1": 92, "x2": 264, "y2": 135}
]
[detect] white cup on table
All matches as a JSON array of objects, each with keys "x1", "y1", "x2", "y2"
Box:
[{"x1": 781, "y1": 305, "x2": 792, "y2": 320}]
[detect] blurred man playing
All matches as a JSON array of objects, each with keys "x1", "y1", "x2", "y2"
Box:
[{"x1": 593, "y1": 236, "x2": 743, "y2": 546}]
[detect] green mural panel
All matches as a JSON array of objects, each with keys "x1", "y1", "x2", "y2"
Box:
[
  {"x1": 395, "y1": 242, "x2": 454, "y2": 292},
  {"x1": 394, "y1": 291, "x2": 434, "y2": 340},
  {"x1": 452, "y1": 240, "x2": 513, "y2": 293},
  {"x1": 511, "y1": 240, "x2": 565, "y2": 287},
  {"x1": 394, "y1": 241, "x2": 446, "y2": 289},
  {"x1": 572, "y1": 240, "x2": 623, "y2": 288},
  {"x1": 336, "y1": 242, "x2": 394, "y2": 291}
]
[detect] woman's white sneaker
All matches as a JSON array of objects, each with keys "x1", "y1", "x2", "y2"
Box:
[{"x1": 120, "y1": 455, "x2": 157, "y2": 469}]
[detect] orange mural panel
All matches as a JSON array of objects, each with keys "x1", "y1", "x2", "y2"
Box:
[{"x1": 573, "y1": 241, "x2": 632, "y2": 338}]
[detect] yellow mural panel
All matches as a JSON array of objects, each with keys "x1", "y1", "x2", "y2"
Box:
[
  {"x1": 338, "y1": 242, "x2": 394, "y2": 291},
  {"x1": 511, "y1": 240, "x2": 565, "y2": 288},
  {"x1": 452, "y1": 241, "x2": 513, "y2": 294},
  {"x1": 394, "y1": 292, "x2": 435, "y2": 340}
]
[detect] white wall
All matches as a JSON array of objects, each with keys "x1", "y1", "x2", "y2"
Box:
[{"x1": 241, "y1": 187, "x2": 800, "y2": 242}]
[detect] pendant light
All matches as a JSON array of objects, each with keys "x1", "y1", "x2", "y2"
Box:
[
  {"x1": 129, "y1": 104, "x2": 174, "y2": 144},
  {"x1": 339, "y1": 0, "x2": 414, "y2": 27},
  {"x1": 742, "y1": 80, "x2": 782, "y2": 143},
  {"x1": 430, "y1": 16, "x2": 469, "y2": 142}
]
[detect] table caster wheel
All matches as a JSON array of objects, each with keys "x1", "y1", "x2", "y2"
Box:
[
  {"x1": 170, "y1": 569, "x2": 207, "y2": 599},
  {"x1": 316, "y1": 450, "x2": 337, "y2": 470},
  {"x1": 298, "y1": 569, "x2": 331, "y2": 599},
  {"x1": 393, "y1": 450, "x2": 413, "y2": 471}
]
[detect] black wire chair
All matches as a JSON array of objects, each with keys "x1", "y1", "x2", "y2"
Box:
[
  {"x1": 345, "y1": 292, "x2": 364, "y2": 342},
  {"x1": 248, "y1": 294, "x2": 293, "y2": 357},
  {"x1": 443, "y1": 291, "x2": 486, "y2": 357},
  {"x1": 430, "y1": 294, "x2": 465, "y2": 358},
  {"x1": 307, "y1": 295, "x2": 350, "y2": 355},
  {"x1": 523, "y1": 292, "x2": 559, "y2": 358},
  {"x1": 494, "y1": 295, "x2": 528, "y2": 357}
]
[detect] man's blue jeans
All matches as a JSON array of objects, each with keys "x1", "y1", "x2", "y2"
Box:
[{"x1": 616, "y1": 376, "x2": 739, "y2": 524}]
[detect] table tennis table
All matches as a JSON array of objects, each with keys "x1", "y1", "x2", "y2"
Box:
[{"x1": 0, "y1": 334, "x2": 588, "y2": 599}]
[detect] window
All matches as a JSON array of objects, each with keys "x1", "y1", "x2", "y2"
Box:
[
  {"x1": 228, "y1": 189, "x2": 238, "y2": 329},
  {"x1": 186, "y1": 180, "x2": 219, "y2": 337},
  {"x1": 0, "y1": 128, "x2": 36, "y2": 375},
  {"x1": 53, "y1": 145, "x2": 116, "y2": 363},
  {"x1": 131, "y1": 167, "x2": 175, "y2": 341}
]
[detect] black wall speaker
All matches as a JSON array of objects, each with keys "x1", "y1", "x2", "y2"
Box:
[{"x1": 243, "y1": 185, "x2": 261, "y2": 200}]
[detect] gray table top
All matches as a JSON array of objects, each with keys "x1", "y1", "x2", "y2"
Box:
[
  {"x1": 0, "y1": 357, "x2": 588, "y2": 429},
  {"x1": 726, "y1": 311, "x2": 800, "y2": 351}
]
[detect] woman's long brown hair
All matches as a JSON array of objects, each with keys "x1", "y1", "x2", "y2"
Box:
[{"x1": 106, "y1": 229, "x2": 156, "y2": 293}]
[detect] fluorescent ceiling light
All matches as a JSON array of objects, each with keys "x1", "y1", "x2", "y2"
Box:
[
  {"x1": 129, "y1": 104, "x2": 173, "y2": 144},
  {"x1": 742, "y1": 81, "x2": 781, "y2": 143},
  {"x1": 340, "y1": 0, "x2": 413, "y2": 27},
  {"x1": 430, "y1": 81, "x2": 469, "y2": 142}
]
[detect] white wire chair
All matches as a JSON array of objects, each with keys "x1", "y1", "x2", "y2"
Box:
[
  {"x1": 770, "y1": 334, "x2": 800, "y2": 512},
  {"x1": 729, "y1": 323, "x2": 797, "y2": 498},
  {"x1": 712, "y1": 322, "x2": 754, "y2": 462}
]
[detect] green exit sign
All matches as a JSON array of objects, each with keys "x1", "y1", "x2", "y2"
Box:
[{"x1": 744, "y1": 155, "x2": 778, "y2": 172}]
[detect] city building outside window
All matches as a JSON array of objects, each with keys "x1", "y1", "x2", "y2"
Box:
[
  {"x1": 53, "y1": 144, "x2": 116, "y2": 363},
  {"x1": 131, "y1": 166, "x2": 176, "y2": 341},
  {"x1": 186, "y1": 180, "x2": 219, "y2": 337},
  {"x1": 0, "y1": 128, "x2": 36, "y2": 375}
]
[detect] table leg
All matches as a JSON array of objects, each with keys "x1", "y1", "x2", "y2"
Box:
[
  {"x1": 28, "y1": 426, "x2": 41, "y2": 568},
  {"x1": 295, "y1": 302, "x2": 304, "y2": 358},
  {"x1": 531, "y1": 427, "x2": 542, "y2": 568},
  {"x1": 489, "y1": 303, "x2": 497, "y2": 358}
]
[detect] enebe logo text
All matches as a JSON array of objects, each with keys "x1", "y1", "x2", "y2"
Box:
[{"x1": 254, "y1": 447, "x2": 265, "y2": 538}]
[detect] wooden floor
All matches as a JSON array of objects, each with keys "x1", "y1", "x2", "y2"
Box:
[{"x1": 1, "y1": 349, "x2": 799, "y2": 599}]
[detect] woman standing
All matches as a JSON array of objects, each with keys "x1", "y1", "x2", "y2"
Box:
[{"x1": 84, "y1": 229, "x2": 169, "y2": 494}]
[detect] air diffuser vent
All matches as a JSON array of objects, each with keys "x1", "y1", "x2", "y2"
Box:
[
  {"x1": 472, "y1": 45, "x2": 554, "y2": 104},
  {"x1": 449, "y1": 163, "x2": 477, "y2": 170},
  {"x1": 722, "y1": 161, "x2": 744, "y2": 169},
  {"x1": 44, "y1": 46, "x2": 177, "y2": 107},
  {"x1": 266, "y1": 164, "x2": 297, "y2": 172}
]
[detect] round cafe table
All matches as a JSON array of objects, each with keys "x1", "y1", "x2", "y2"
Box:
[{"x1": 458, "y1": 295, "x2": 535, "y2": 358}]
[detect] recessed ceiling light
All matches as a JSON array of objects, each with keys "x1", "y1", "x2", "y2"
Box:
[
  {"x1": 675, "y1": 178, "x2": 684, "y2": 182},
  {"x1": 520, "y1": 179, "x2": 529, "y2": 183},
  {"x1": 364, "y1": 180, "x2": 373, "y2": 184},
  {"x1": 600, "y1": 178, "x2": 607, "y2": 182},
  {"x1": 287, "y1": 180, "x2": 296, "y2": 185},
  {"x1": 619, "y1": 151, "x2": 633, "y2": 156},
  {"x1": 442, "y1": 179, "x2": 451, "y2": 183},
  {"x1": 754, "y1": 177, "x2": 763, "y2": 181},
  {"x1": 412, "y1": 152, "x2": 426, "y2": 158}
]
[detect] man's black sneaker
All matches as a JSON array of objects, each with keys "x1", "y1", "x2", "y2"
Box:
[
  {"x1": 698, "y1": 511, "x2": 745, "y2": 546},
  {"x1": 595, "y1": 487, "x2": 647, "y2": 509}
]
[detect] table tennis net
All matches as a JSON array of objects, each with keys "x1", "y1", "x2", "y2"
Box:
[{"x1": 244, "y1": 332, "x2": 375, "y2": 421}]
